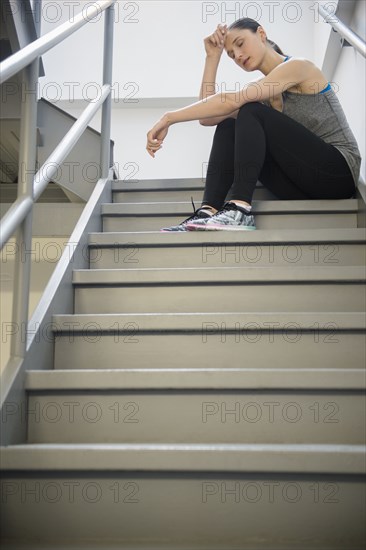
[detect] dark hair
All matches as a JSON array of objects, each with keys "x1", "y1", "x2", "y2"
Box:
[{"x1": 228, "y1": 17, "x2": 286, "y2": 56}]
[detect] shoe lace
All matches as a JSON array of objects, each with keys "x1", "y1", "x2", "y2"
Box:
[{"x1": 180, "y1": 197, "x2": 209, "y2": 224}]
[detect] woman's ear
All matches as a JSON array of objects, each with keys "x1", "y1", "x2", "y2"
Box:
[{"x1": 257, "y1": 26, "x2": 267, "y2": 43}]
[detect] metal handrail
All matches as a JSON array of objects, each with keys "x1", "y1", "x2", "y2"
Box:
[
  {"x1": 0, "y1": 84, "x2": 111, "y2": 247},
  {"x1": 0, "y1": 0, "x2": 115, "y2": 84},
  {"x1": 0, "y1": 0, "x2": 115, "y2": 250},
  {"x1": 318, "y1": 4, "x2": 366, "y2": 58},
  {"x1": 0, "y1": 0, "x2": 116, "y2": 361}
]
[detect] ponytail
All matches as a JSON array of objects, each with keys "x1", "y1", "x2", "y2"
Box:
[{"x1": 266, "y1": 38, "x2": 286, "y2": 56}]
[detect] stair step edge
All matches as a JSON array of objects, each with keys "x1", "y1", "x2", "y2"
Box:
[
  {"x1": 71, "y1": 265, "x2": 366, "y2": 285},
  {"x1": 88, "y1": 227, "x2": 366, "y2": 245},
  {"x1": 25, "y1": 368, "x2": 366, "y2": 391},
  {"x1": 112, "y1": 178, "x2": 262, "y2": 190},
  {"x1": 1, "y1": 443, "x2": 365, "y2": 473},
  {"x1": 102, "y1": 199, "x2": 358, "y2": 214},
  {"x1": 51, "y1": 312, "x2": 366, "y2": 332}
]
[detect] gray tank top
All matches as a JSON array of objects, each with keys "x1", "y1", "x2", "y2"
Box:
[{"x1": 264, "y1": 59, "x2": 361, "y2": 187}]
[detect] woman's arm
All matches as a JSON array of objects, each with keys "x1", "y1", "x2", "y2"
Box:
[
  {"x1": 146, "y1": 59, "x2": 311, "y2": 156},
  {"x1": 168, "y1": 59, "x2": 310, "y2": 124},
  {"x1": 198, "y1": 23, "x2": 239, "y2": 126},
  {"x1": 198, "y1": 56, "x2": 239, "y2": 126}
]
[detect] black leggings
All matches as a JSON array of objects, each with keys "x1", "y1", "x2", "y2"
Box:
[{"x1": 202, "y1": 101, "x2": 356, "y2": 209}]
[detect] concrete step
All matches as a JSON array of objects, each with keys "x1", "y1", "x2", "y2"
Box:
[
  {"x1": 24, "y1": 369, "x2": 366, "y2": 445},
  {"x1": 88, "y1": 228, "x2": 366, "y2": 269},
  {"x1": 72, "y1": 266, "x2": 366, "y2": 314},
  {"x1": 101, "y1": 200, "x2": 359, "y2": 232},
  {"x1": 52, "y1": 312, "x2": 366, "y2": 371},
  {"x1": 112, "y1": 180, "x2": 293, "y2": 203},
  {"x1": 1, "y1": 444, "x2": 365, "y2": 547}
]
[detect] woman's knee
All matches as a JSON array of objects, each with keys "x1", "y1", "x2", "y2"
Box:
[
  {"x1": 237, "y1": 101, "x2": 266, "y2": 118},
  {"x1": 213, "y1": 117, "x2": 236, "y2": 142},
  {"x1": 216, "y1": 117, "x2": 236, "y2": 131}
]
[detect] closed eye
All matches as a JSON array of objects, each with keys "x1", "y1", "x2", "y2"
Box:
[{"x1": 227, "y1": 42, "x2": 243, "y2": 59}]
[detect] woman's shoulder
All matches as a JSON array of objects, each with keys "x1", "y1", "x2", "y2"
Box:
[
  {"x1": 284, "y1": 57, "x2": 329, "y2": 95},
  {"x1": 284, "y1": 56, "x2": 316, "y2": 68}
]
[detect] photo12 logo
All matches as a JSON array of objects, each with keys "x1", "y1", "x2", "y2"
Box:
[
  {"x1": 201, "y1": 2, "x2": 339, "y2": 24},
  {"x1": 201, "y1": 480, "x2": 340, "y2": 504},
  {"x1": 4, "y1": 1, "x2": 140, "y2": 25},
  {"x1": 1, "y1": 480, "x2": 140, "y2": 504}
]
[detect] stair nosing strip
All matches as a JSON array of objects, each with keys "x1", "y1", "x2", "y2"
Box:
[
  {"x1": 51, "y1": 312, "x2": 366, "y2": 332},
  {"x1": 71, "y1": 265, "x2": 366, "y2": 285},
  {"x1": 25, "y1": 368, "x2": 366, "y2": 391},
  {"x1": 88, "y1": 228, "x2": 366, "y2": 246},
  {"x1": 1, "y1": 443, "x2": 365, "y2": 473}
]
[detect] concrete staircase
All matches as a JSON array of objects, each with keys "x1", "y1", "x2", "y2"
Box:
[{"x1": 1, "y1": 178, "x2": 366, "y2": 549}]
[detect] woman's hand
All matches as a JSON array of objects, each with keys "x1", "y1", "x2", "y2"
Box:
[
  {"x1": 204, "y1": 23, "x2": 227, "y2": 59},
  {"x1": 146, "y1": 114, "x2": 170, "y2": 158}
]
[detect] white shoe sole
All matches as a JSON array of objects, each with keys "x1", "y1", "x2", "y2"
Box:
[{"x1": 187, "y1": 223, "x2": 256, "y2": 231}]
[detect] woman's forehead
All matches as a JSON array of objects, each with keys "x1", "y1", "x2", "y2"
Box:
[{"x1": 224, "y1": 29, "x2": 248, "y2": 49}]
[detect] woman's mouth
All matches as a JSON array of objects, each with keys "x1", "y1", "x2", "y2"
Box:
[{"x1": 243, "y1": 57, "x2": 250, "y2": 66}]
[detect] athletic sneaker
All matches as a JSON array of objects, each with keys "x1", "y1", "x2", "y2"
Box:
[
  {"x1": 160, "y1": 200, "x2": 213, "y2": 232},
  {"x1": 186, "y1": 201, "x2": 256, "y2": 231}
]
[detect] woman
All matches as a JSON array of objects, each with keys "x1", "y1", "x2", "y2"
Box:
[{"x1": 146, "y1": 18, "x2": 361, "y2": 231}]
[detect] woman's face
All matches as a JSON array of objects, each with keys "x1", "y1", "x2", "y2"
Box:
[{"x1": 225, "y1": 26, "x2": 266, "y2": 71}]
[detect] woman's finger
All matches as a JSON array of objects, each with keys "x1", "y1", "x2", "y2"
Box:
[
  {"x1": 146, "y1": 147, "x2": 161, "y2": 158},
  {"x1": 216, "y1": 24, "x2": 227, "y2": 34},
  {"x1": 148, "y1": 141, "x2": 162, "y2": 149},
  {"x1": 213, "y1": 29, "x2": 225, "y2": 46},
  {"x1": 208, "y1": 24, "x2": 227, "y2": 47},
  {"x1": 217, "y1": 26, "x2": 227, "y2": 41},
  {"x1": 147, "y1": 139, "x2": 161, "y2": 147},
  {"x1": 213, "y1": 32, "x2": 220, "y2": 45},
  {"x1": 146, "y1": 143, "x2": 162, "y2": 156},
  {"x1": 210, "y1": 30, "x2": 220, "y2": 46}
]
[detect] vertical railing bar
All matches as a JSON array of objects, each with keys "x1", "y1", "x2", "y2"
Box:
[
  {"x1": 33, "y1": 0, "x2": 42, "y2": 38},
  {"x1": 100, "y1": 3, "x2": 115, "y2": 178},
  {"x1": 10, "y1": 58, "x2": 39, "y2": 358}
]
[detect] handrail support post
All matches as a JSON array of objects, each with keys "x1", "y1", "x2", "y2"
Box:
[
  {"x1": 32, "y1": 0, "x2": 42, "y2": 37},
  {"x1": 100, "y1": 3, "x2": 115, "y2": 179},
  {"x1": 10, "y1": 59, "x2": 39, "y2": 358}
]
